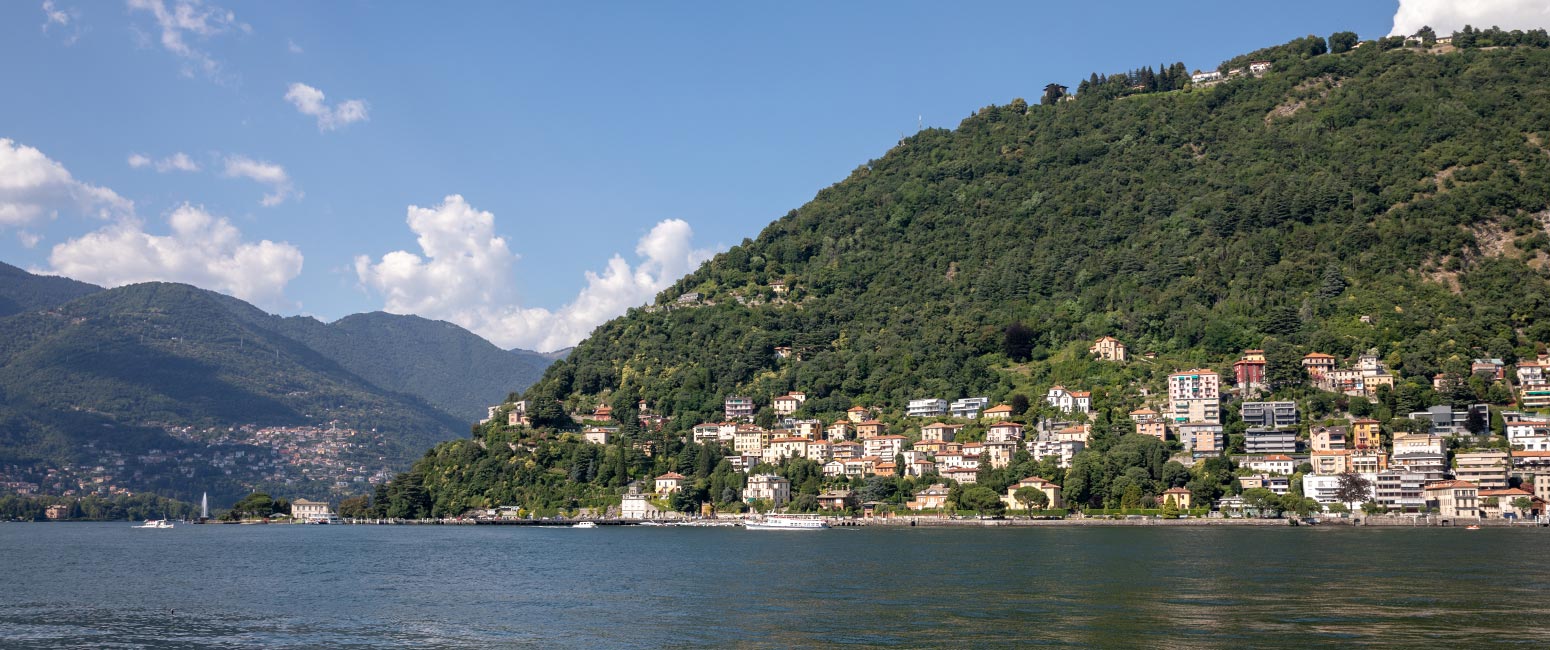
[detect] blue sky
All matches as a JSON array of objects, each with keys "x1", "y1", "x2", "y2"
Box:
[{"x1": 4, "y1": 1, "x2": 1535, "y2": 351}]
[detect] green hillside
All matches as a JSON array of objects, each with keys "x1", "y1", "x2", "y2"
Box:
[
  {"x1": 541, "y1": 36, "x2": 1550, "y2": 419},
  {"x1": 0, "y1": 261, "x2": 100, "y2": 317},
  {"x1": 365, "y1": 32, "x2": 1550, "y2": 518}
]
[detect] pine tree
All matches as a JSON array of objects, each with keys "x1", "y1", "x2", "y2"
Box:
[{"x1": 1317, "y1": 264, "x2": 1348, "y2": 300}]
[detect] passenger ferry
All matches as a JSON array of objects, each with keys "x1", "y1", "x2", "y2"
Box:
[
  {"x1": 133, "y1": 519, "x2": 174, "y2": 529},
  {"x1": 743, "y1": 515, "x2": 829, "y2": 530}
]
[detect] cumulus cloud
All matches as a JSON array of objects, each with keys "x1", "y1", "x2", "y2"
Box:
[
  {"x1": 284, "y1": 83, "x2": 369, "y2": 131},
  {"x1": 126, "y1": 0, "x2": 247, "y2": 79},
  {"x1": 354, "y1": 195, "x2": 714, "y2": 351},
  {"x1": 48, "y1": 203, "x2": 303, "y2": 309},
  {"x1": 1392, "y1": 0, "x2": 1550, "y2": 36},
  {"x1": 1, "y1": 138, "x2": 133, "y2": 227},
  {"x1": 17, "y1": 230, "x2": 42, "y2": 249},
  {"x1": 128, "y1": 151, "x2": 200, "y2": 173},
  {"x1": 221, "y1": 155, "x2": 296, "y2": 206}
]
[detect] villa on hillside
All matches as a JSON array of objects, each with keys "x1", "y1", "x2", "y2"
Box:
[
  {"x1": 1090, "y1": 336, "x2": 1127, "y2": 362},
  {"x1": 1046, "y1": 386, "x2": 1091, "y2": 414},
  {"x1": 983, "y1": 404, "x2": 1015, "y2": 421}
]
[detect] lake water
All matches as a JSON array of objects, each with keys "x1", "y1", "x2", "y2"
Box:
[{"x1": 2, "y1": 522, "x2": 1547, "y2": 648}]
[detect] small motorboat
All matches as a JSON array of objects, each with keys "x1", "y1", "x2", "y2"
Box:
[
  {"x1": 1465, "y1": 525, "x2": 1481, "y2": 530},
  {"x1": 572, "y1": 521, "x2": 598, "y2": 529}
]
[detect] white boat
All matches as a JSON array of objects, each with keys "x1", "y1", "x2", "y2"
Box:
[
  {"x1": 744, "y1": 515, "x2": 829, "y2": 530},
  {"x1": 572, "y1": 521, "x2": 598, "y2": 529},
  {"x1": 133, "y1": 519, "x2": 174, "y2": 529}
]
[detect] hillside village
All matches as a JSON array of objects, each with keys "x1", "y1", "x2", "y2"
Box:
[
  {"x1": 231, "y1": 25, "x2": 1550, "y2": 525},
  {"x1": 493, "y1": 335, "x2": 1550, "y2": 523}
]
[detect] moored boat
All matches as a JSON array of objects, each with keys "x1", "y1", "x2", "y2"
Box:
[{"x1": 744, "y1": 515, "x2": 829, "y2": 530}]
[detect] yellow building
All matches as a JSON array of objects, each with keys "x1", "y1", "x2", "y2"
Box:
[
  {"x1": 1350, "y1": 419, "x2": 1382, "y2": 450},
  {"x1": 1001, "y1": 476, "x2": 1064, "y2": 510},
  {"x1": 1161, "y1": 487, "x2": 1193, "y2": 509}
]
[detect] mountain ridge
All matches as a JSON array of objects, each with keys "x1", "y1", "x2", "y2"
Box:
[{"x1": 0, "y1": 269, "x2": 558, "y2": 502}]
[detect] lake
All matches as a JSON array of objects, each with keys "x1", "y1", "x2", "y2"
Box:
[{"x1": 1, "y1": 523, "x2": 1546, "y2": 648}]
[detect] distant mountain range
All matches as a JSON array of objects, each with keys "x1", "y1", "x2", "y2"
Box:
[{"x1": 0, "y1": 262, "x2": 558, "y2": 502}]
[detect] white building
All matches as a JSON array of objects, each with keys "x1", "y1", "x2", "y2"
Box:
[
  {"x1": 1028, "y1": 438, "x2": 1085, "y2": 469},
  {"x1": 985, "y1": 422, "x2": 1026, "y2": 443},
  {"x1": 908, "y1": 398, "x2": 949, "y2": 417},
  {"x1": 864, "y1": 435, "x2": 907, "y2": 460},
  {"x1": 949, "y1": 397, "x2": 990, "y2": 419},
  {"x1": 1238, "y1": 454, "x2": 1299, "y2": 476},
  {"x1": 291, "y1": 499, "x2": 333, "y2": 522},
  {"x1": 1303, "y1": 473, "x2": 1377, "y2": 507},
  {"x1": 1375, "y1": 471, "x2": 1428, "y2": 512},
  {"x1": 745, "y1": 474, "x2": 791, "y2": 508},
  {"x1": 1168, "y1": 369, "x2": 1220, "y2": 424},
  {"x1": 620, "y1": 483, "x2": 663, "y2": 520},
  {"x1": 1191, "y1": 70, "x2": 1222, "y2": 83},
  {"x1": 724, "y1": 396, "x2": 756, "y2": 420},
  {"x1": 1045, "y1": 386, "x2": 1091, "y2": 414},
  {"x1": 772, "y1": 392, "x2": 807, "y2": 416}
]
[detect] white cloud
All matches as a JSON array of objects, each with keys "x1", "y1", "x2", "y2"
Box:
[
  {"x1": 41, "y1": 1, "x2": 81, "y2": 43},
  {"x1": 0, "y1": 138, "x2": 133, "y2": 227},
  {"x1": 1392, "y1": 0, "x2": 1550, "y2": 36},
  {"x1": 17, "y1": 230, "x2": 42, "y2": 248},
  {"x1": 126, "y1": 0, "x2": 247, "y2": 79},
  {"x1": 353, "y1": 195, "x2": 714, "y2": 351},
  {"x1": 287, "y1": 39, "x2": 303, "y2": 54},
  {"x1": 221, "y1": 155, "x2": 296, "y2": 206},
  {"x1": 48, "y1": 203, "x2": 303, "y2": 310},
  {"x1": 128, "y1": 151, "x2": 200, "y2": 173},
  {"x1": 41, "y1": 0, "x2": 69, "y2": 28},
  {"x1": 284, "y1": 83, "x2": 369, "y2": 132}
]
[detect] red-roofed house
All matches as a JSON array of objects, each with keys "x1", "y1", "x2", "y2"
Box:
[
  {"x1": 942, "y1": 466, "x2": 979, "y2": 484},
  {"x1": 1302, "y1": 353, "x2": 1336, "y2": 378},
  {"x1": 856, "y1": 420, "x2": 887, "y2": 439},
  {"x1": 654, "y1": 472, "x2": 687, "y2": 495},
  {"x1": 1046, "y1": 386, "x2": 1091, "y2": 414},
  {"x1": 1090, "y1": 336, "x2": 1127, "y2": 362},
  {"x1": 1479, "y1": 487, "x2": 1534, "y2": 518},
  {"x1": 1001, "y1": 476, "x2": 1064, "y2": 510},
  {"x1": 772, "y1": 392, "x2": 807, "y2": 415},
  {"x1": 986, "y1": 422, "x2": 1025, "y2": 443},
  {"x1": 907, "y1": 483, "x2": 952, "y2": 511},
  {"x1": 1425, "y1": 480, "x2": 1480, "y2": 519},
  {"x1": 1130, "y1": 408, "x2": 1166, "y2": 441},
  {"x1": 920, "y1": 422, "x2": 963, "y2": 442},
  {"x1": 983, "y1": 404, "x2": 1015, "y2": 421}
]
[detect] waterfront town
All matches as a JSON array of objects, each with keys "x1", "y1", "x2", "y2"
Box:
[
  {"x1": 493, "y1": 337, "x2": 1550, "y2": 524},
  {"x1": 0, "y1": 422, "x2": 397, "y2": 503}
]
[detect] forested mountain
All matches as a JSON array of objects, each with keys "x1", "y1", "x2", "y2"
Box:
[
  {"x1": 0, "y1": 261, "x2": 100, "y2": 317},
  {"x1": 0, "y1": 271, "x2": 556, "y2": 503},
  {"x1": 537, "y1": 36, "x2": 1550, "y2": 421},
  {"x1": 272, "y1": 312, "x2": 554, "y2": 422},
  {"x1": 364, "y1": 33, "x2": 1550, "y2": 518}
]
